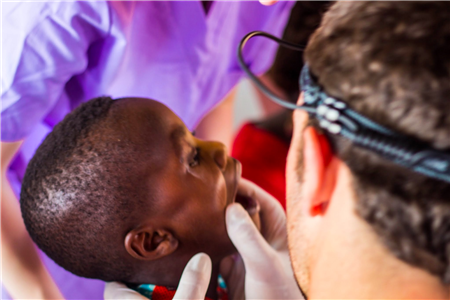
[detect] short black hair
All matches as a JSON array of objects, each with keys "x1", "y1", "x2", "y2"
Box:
[{"x1": 21, "y1": 96, "x2": 146, "y2": 282}]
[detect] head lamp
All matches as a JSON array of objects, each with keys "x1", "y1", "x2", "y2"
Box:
[{"x1": 238, "y1": 31, "x2": 450, "y2": 183}]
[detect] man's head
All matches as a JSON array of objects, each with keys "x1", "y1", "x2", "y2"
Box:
[
  {"x1": 286, "y1": 2, "x2": 450, "y2": 297},
  {"x1": 21, "y1": 97, "x2": 245, "y2": 285}
]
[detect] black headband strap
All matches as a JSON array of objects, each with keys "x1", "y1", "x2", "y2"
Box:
[{"x1": 238, "y1": 31, "x2": 450, "y2": 183}]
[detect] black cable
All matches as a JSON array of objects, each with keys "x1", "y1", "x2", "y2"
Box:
[
  {"x1": 237, "y1": 31, "x2": 315, "y2": 113},
  {"x1": 238, "y1": 30, "x2": 450, "y2": 183}
]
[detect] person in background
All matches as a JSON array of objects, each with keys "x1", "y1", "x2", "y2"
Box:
[
  {"x1": 1, "y1": 2, "x2": 293, "y2": 299},
  {"x1": 232, "y1": 2, "x2": 330, "y2": 209}
]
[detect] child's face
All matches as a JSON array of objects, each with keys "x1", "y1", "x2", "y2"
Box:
[{"x1": 116, "y1": 98, "x2": 245, "y2": 261}]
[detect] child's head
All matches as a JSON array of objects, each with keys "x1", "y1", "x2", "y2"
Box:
[{"x1": 20, "y1": 97, "x2": 249, "y2": 285}]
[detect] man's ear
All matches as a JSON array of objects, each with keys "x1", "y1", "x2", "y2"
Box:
[
  {"x1": 124, "y1": 226, "x2": 178, "y2": 260},
  {"x1": 302, "y1": 126, "x2": 338, "y2": 217}
]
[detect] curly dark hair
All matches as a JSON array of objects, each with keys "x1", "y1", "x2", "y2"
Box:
[
  {"x1": 20, "y1": 96, "x2": 146, "y2": 282},
  {"x1": 305, "y1": 2, "x2": 450, "y2": 282}
]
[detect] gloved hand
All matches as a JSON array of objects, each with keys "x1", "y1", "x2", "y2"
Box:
[
  {"x1": 104, "y1": 253, "x2": 212, "y2": 299},
  {"x1": 222, "y1": 178, "x2": 304, "y2": 299}
]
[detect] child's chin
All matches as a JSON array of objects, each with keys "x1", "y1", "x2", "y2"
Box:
[{"x1": 234, "y1": 194, "x2": 261, "y2": 231}]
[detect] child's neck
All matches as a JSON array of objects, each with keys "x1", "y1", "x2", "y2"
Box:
[
  {"x1": 132, "y1": 259, "x2": 223, "y2": 299},
  {"x1": 205, "y1": 264, "x2": 220, "y2": 300},
  {"x1": 146, "y1": 262, "x2": 221, "y2": 299}
]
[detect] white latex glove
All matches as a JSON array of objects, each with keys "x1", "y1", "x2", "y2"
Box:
[
  {"x1": 104, "y1": 253, "x2": 212, "y2": 300},
  {"x1": 223, "y1": 178, "x2": 304, "y2": 299}
]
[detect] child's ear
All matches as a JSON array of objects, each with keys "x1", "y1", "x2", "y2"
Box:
[
  {"x1": 124, "y1": 226, "x2": 178, "y2": 260},
  {"x1": 302, "y1": 126, "x2": 338, "y2": 217}
]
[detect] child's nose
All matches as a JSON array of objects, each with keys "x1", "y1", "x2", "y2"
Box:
[{"x1": 209, "y1": 142, "x2": 227, "y2": 171}]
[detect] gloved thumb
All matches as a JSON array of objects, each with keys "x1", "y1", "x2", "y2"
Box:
[
  {"x1": 226, "y1": 203, "x2": 281, "y2": 277},
  {"x1": 173, "y1": 253, "x2": 212, "y2": 300}
]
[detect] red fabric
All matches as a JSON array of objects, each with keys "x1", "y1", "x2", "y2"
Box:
[
  {"x1": 232, "y1": 123, "x2": 289, "y2": 210},
  {"x1": 149, "y1": 285, "x2": 227, "y2": 300},
  {"x1": 151, "y1": 286, "x2": 175, "y2": 300}
]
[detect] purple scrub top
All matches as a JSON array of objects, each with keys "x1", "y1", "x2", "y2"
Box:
[{"x1": 1, "y1": 1, "x2": 293, "y2": 299}]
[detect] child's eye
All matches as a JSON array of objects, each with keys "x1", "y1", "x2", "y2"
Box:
[{"x1": 189, "y1": 148, "x2": 200, "y2": 167}]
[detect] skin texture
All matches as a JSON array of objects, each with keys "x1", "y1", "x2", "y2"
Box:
[
  {"x1": 286, "y1": 94, "x2": 450, "y2": 298},
  {"x1": 114, "y1": 98, "x2": 243, "y2": 299},
  {"x1": 20, "y1": 96, "x2": 259, "y2": 300}
]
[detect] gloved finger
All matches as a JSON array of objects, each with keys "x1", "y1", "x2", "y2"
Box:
[
  {"x1": 226, "y1": 203, "x2": 286, "y2": 280},
  {"x1": 237, "y1": 179, "x2": 287, "y2": 249},
  {"x1": 237, "y1": 178, "x2": 285, "y2": 222},
  {"x1": 104, "y1": 282, "x2": 149, "y2": 299},
  {"x1": 259, "y1": 0, "x2": 278, "y2": 5},
  {"x1": 219, "y1": 254, "x2": 245, "y2": 300},
  {"x1": 173, "y1": 253, "x2": 212, "y2": 300}
]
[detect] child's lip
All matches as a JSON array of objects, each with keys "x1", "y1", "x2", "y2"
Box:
[{"x1": 229, "y1": 159, "x2": 260, "y2": 216}]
